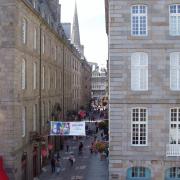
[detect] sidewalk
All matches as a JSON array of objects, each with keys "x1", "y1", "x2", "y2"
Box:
[{"x1": 39, "y1": 126, "x2": 108, "y2": 180}]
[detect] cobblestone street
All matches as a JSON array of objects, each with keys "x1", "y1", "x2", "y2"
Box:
[{"x1": 39, "y1": 125, "x2": 108, "y2": 180}]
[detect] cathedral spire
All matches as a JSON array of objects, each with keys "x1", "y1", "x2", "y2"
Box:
[{"x1": 71, "y1": 1, "x2": 81, "y2": 48}]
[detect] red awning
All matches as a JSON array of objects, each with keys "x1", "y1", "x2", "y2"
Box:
[{"x1": 0, "y1": 157, "x2": 9, "y2": 180}]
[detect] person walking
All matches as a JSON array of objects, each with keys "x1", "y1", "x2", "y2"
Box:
[
  {"x1": 66, "y1": 141, "x2": 69, "y2": 152},
  {"x1": 68, "y1": 153, "x2": 75, "y2": 167},
  {"x1": 78, "y1": 142, "x2": 83, "y2": 154},
  {"x1": 51, "y1": 157, "x2": 56, "y2": 173},
  {"x1": 56, "y1": 159, "x2": 61, "y2": 175}
]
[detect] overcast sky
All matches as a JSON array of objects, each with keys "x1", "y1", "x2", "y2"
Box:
[{"x1": 59, "y1": 0, "x2": 108, "y2": 67}]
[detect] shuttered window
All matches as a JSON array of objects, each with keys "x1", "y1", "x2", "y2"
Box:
[
  {"x1": 22, "y1": 106, "x2": 26, "y2": 137},
  {"x1": 170, "y1": 52, "x2": 180, "y2": 90},
  {"x1": 33, "y1": 62, "x2": 37, "y2": 90},
  {"x1": 131, "y1": 53, "x2": 148, "y2": 91},
  {"x1": 22, "y1": 18, "x2": 27, "y2": 44},
  {"x1": 127, "y1": 167, "x2": 151, "y2": 179},
  {"x1": 33, "y1": 104, "x2": 37, "y2": 131},
  {"x1": 21, "y1": 59, "x2": 26, "y2": 90}
]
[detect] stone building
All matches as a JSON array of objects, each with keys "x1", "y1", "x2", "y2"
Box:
[
  {"x1": 0, "y1": 0, "x2": 91, "y2": 179},
  {"x1": 106, "y1": 0, "x2": 180, "y2": 179},
  {"x1": 89, "y1": 62, "x2": 107, "y2": 100}
]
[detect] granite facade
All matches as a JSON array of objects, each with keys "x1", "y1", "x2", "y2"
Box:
[{"x1": 106, "y1": 0, "x2": 180, "y2": 179}]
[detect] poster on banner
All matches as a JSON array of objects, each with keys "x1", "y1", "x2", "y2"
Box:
[{"x1": 50, "y1": 121, "x2": 85, "y2": 136}]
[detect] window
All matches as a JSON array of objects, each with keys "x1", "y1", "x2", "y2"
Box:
[
  {"x1": 169, "y1": 4, "x2": 180, "y2": 36},
  {"x1": 33, "y1": 0, "x2": 36, "y2": 9},
  {"x1": 33, "y1": 62, "x2": 37, "y2": 89},
  {"x1": 131, "y1": 53, "x2": 148, "y2": 91},
  {"x1": 22, "y1": 18, "x2": 27, "y2": 44},
  {"x1": 22, "y1": 106, "x2": 26, "y2": 137},
  {"x1": 42, "y1": 66, "x2": 45, "y2": 89},
  {"x1": 131, "y1": 108, "x2": 147, "y2": 145},
  {"x1": 33, "y1": 104, "x2": 37, "y2": 131},
  {"x1": 55, "y1": 46, "x2": 57, "y2": 61},
  {"x1": 48, "y1": 68, "x2": 50, "y2": 89},
  {"x1": 21, "y1": 59, "x2": 26, "y2": 90},
  {"x1": 131, "y1": 5, "x2": 147, "y2": 36},
  {"x1": 127, "y1": 167, "x2": 151, "y2": 179},
  {"x1": 33, "y1": 27, "x2": 37, "y2": 50},
  {"x1": 42, "y1": 102, "x2": 45, "y2": 127},
  {"x1": 42, "y1": 34, "x2": 45, "y2": 54},
  {"x1": 54, "y1": 71, "x2": 57, "y2": 89},
  {"x1": 166, "y1": 167, "x2": 180, "y2": 179},
  {"x1": 169, "y1": 108, "x2": 180, "y2": 144},
  {"x1": 170, "y1": 53, "x2": 180, "y2": 90}
]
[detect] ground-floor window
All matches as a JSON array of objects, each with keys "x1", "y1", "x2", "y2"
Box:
[
  {"x1": 165, "y1": 167, "x2": 180, "y2": 179},
  {"x1": 127, "y1": 167, "x2": 151, "y2": 179}
]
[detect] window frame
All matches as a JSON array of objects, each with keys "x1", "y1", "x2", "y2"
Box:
[
  {"x1": 169, "y1": 4, "x2": 180, "y2": 36},
  {"x1": 131, "y1": 107, "x2": 148, "y2": 146},
  {"x1": 169, "y1": 108, "x2": 180, "y2": 145},
  {"x1": 131, "y1": 5, "x2": 148, "y2": 36}
]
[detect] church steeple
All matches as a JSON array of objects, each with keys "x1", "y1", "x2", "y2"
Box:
[{"x1": 71, "y1": 1, "x2": 81, "y2": 47}]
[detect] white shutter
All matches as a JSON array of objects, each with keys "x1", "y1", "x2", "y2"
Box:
[
  {"x1": 21, "y1": 59, "x2": 26, "y2": 89},
  {"x1": 131, "y1": 67, "x2": 140, "y2": 90},
  {"x1": 22, "y1": 18, "x2": 27, "y2": 44},
  {"x1": 42, "y1": 66, "x2": 45, "y2": 89},
  {"x1": 33, "y1": 104, "x2": 37, "y2": 131},
  {"x1": 33, "y1": 62, "x2": 36, "y2": 89},
  {"x1": 140, "y1": 67, "x2": 148, "y2": 90},
  {"x1": 170, "y1": 53, "x2": 180, "y2": 90},
  {"x1": 34, "y1": 28, "x2": 37, "y2": 50},
  {"x1": 22, "y1": 107, "x2": 26, "y2": 137}
]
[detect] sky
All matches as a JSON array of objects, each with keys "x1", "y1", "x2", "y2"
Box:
[{"x1": 59, "y1": 0, "x2": 108, "y2": 67}]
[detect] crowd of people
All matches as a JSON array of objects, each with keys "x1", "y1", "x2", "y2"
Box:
[{"x1": 49, "y1": 106, "x2": 109, "y2": 175}]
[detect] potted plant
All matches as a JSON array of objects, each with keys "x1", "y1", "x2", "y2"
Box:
[{"x1": 95, "y1": 142, "x2": 106, "y2": 160}]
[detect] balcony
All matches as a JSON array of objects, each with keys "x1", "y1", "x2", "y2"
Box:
[{"x1": 166, "y1": 144, "x2": 180, "y2": 156}]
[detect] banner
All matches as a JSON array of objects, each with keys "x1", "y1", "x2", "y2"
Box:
[{"x1": 50, "y1": 121, "x2": 85, "y2": 136}]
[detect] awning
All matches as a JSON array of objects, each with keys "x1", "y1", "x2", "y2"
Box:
[{"x1": 0, "y1": 157, "x2": 9, "y2": 180}]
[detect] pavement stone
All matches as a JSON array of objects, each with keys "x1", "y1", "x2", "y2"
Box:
[{"x1": 39, "y1": 122, "x2": 108, "y2": 180}]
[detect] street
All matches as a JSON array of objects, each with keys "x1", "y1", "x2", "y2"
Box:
[{"x1": 39, "y1": 123, "x2": 108, "y2": 180}]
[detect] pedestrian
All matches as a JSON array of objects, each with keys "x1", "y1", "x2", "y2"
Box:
[
  {"x1": 51, "y1": 157, "x2": 56, "y2": 173},
  {"x1": 101, "y1": 132, "x2": 104, "y2": 140},
  {"x1": 78, "y1": 142, "x2": 83, "y2": 154},
  {"x1": 56, "y1": 152, "x2": 60, "y2": 161},
  {"x1": 90, "y1": 142, "x2": 94, "y2": 154},
  {"x1": 56, "y1": 159, "x2": 61, "y2": 175},
  {"x1": 68, "y1": 153, "x2": 75, "y2": 166},
  {"x1": 66, "y1": 141, "x2": 69, "y2": 152}
]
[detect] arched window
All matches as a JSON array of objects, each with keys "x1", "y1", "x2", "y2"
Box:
[
  {"x1": 22, "y1": 18, "x2": 27, "y2": 44},
  {"x1": 127, "y1": 167, "x2": 151, "y2": 180},
  {"x1": 131, "y1": 5, "x2": 148, "y2": 36},
  {"x1": 131, "y1": 53, "x2": 148, "y2": 91},
  {"x1": 21, "y1": 59, "x2": 26, "y2": 90},
  {"x1": 170, "y1": 52, "x2": 180, "y2": 90},
  {"x1": 169, "y1": 4, "x2": 180, "y2": 36},
  {"x1": 165, "y1": 167, "x2": 180, "y2": 179}
]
